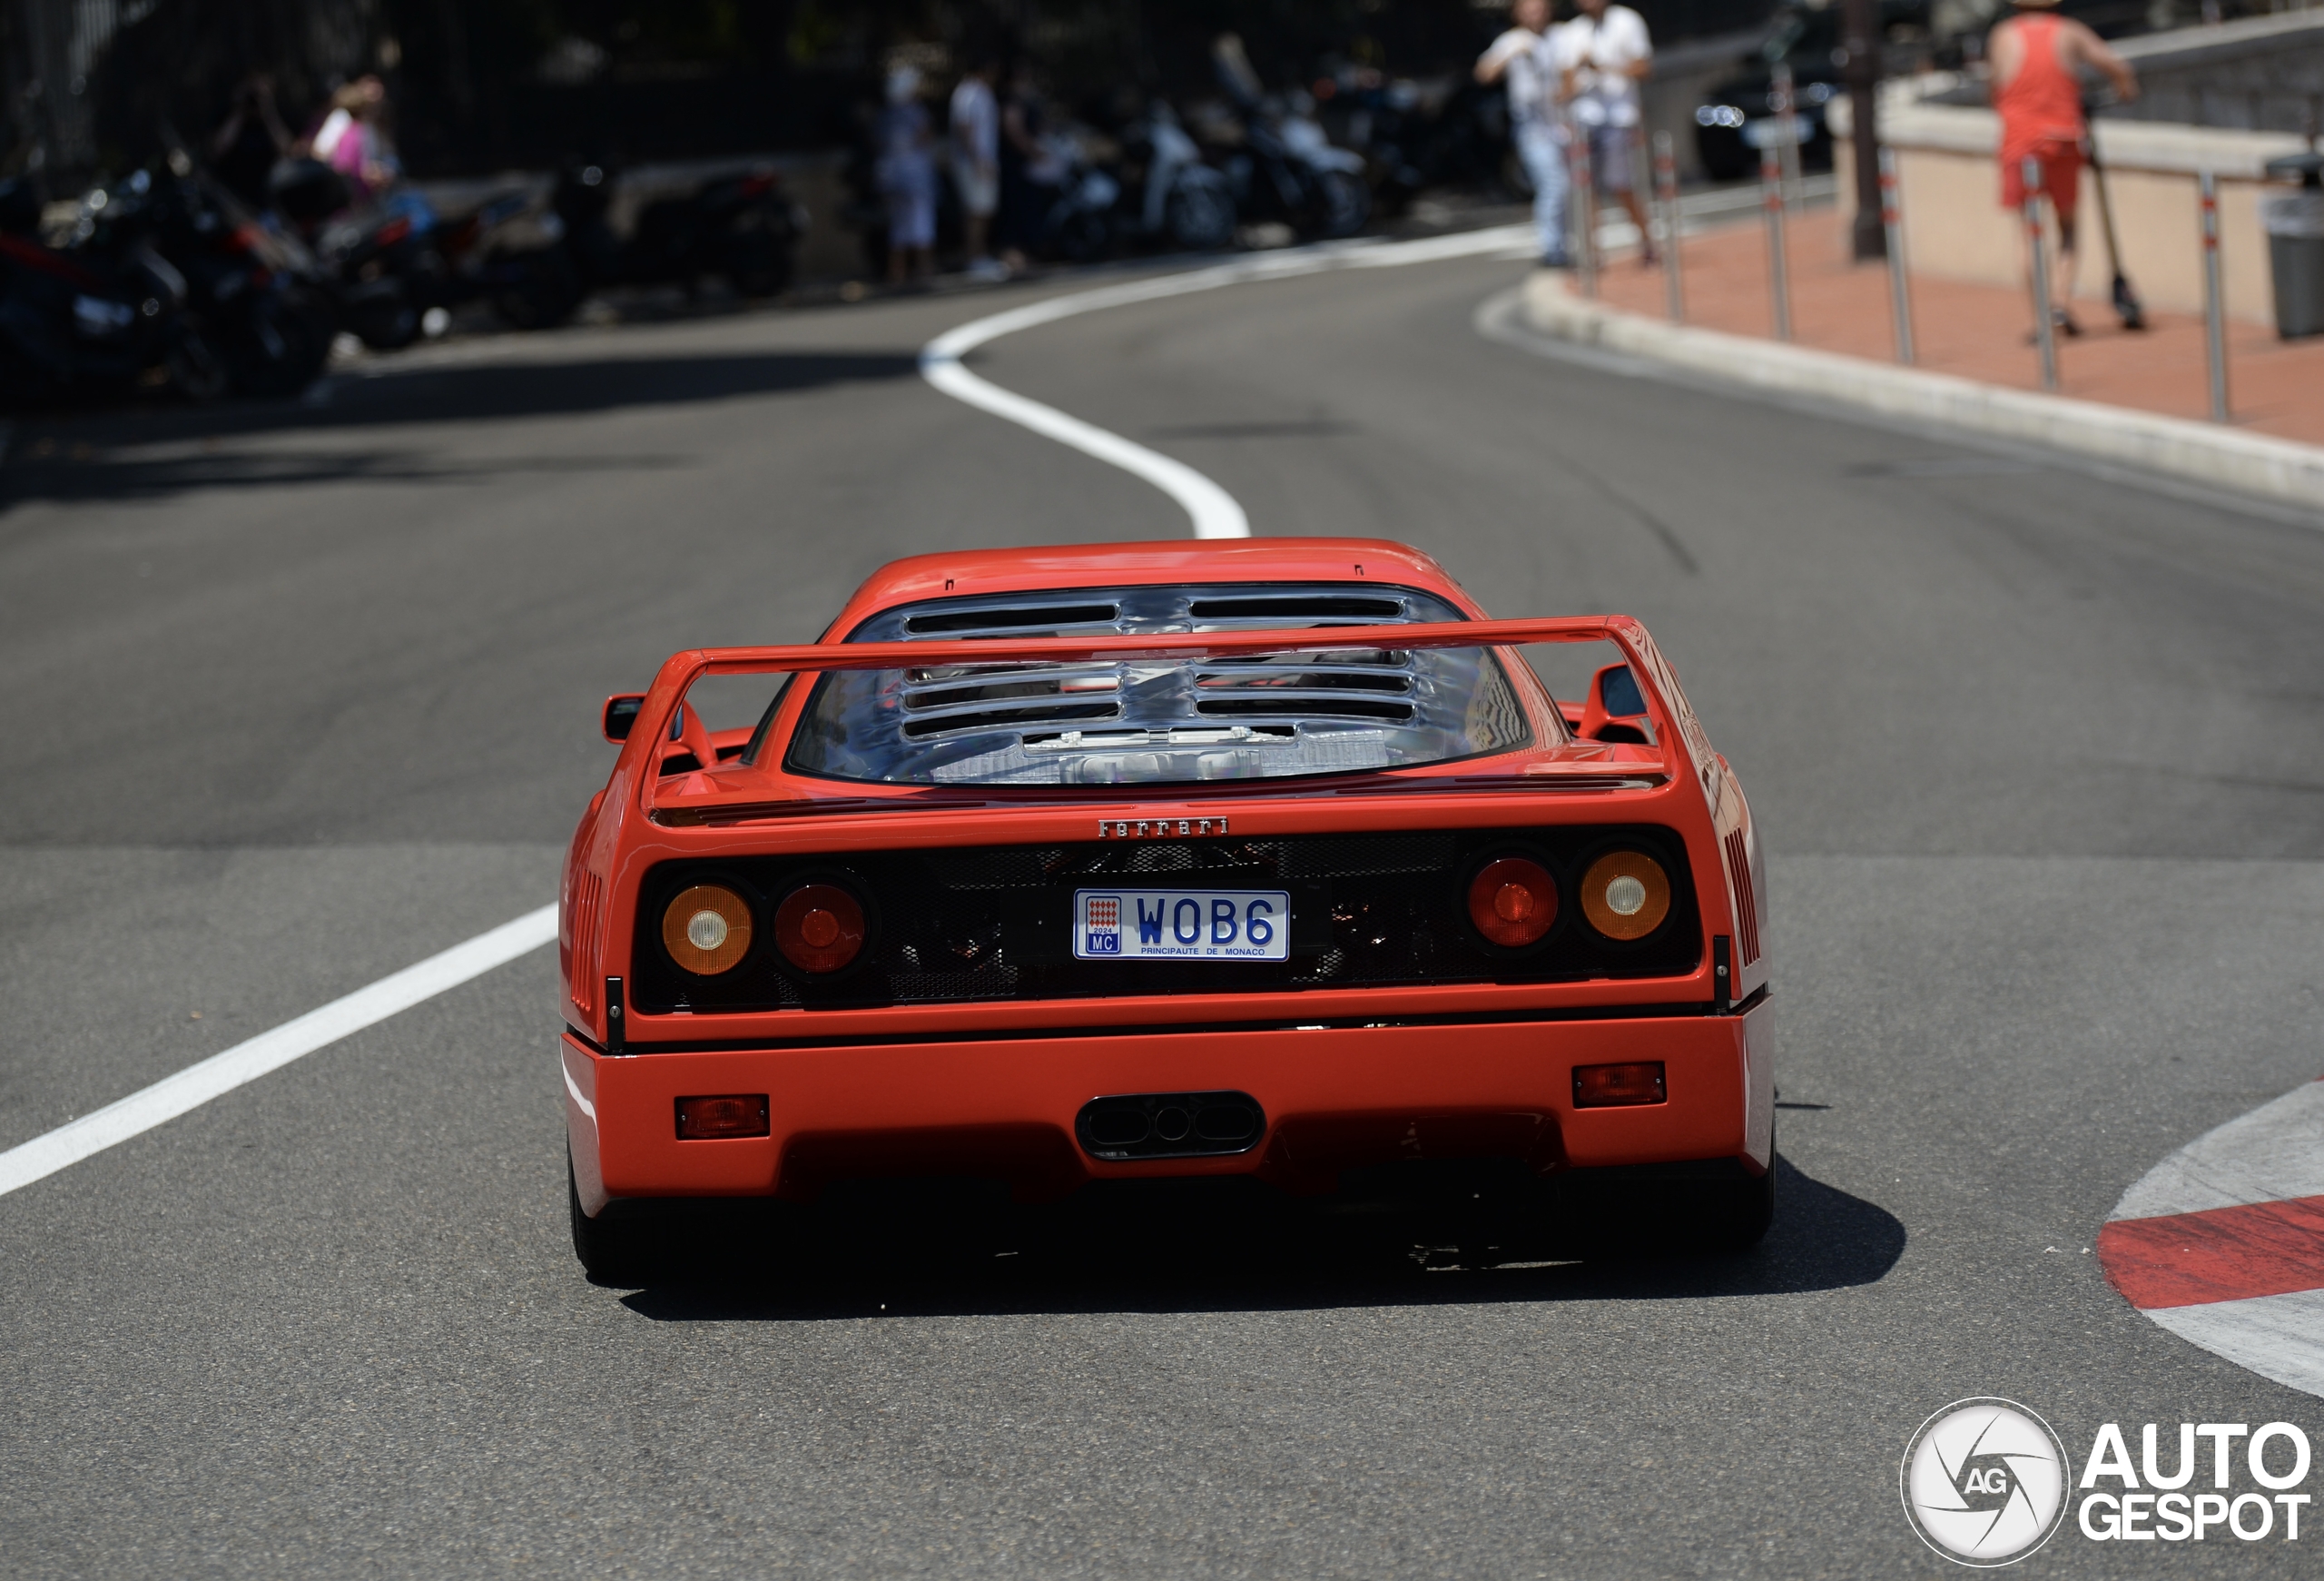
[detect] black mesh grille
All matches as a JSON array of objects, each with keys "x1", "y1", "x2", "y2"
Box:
[{"x1": 629, "y1": 826, "x2": 1700, "y2": 1015}]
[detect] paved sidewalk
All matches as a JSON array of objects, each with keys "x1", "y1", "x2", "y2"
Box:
[{"x1": 1588, "y1": 208, "x2": 2324, "y2": 450}]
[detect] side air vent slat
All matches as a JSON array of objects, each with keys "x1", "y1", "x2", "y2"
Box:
[
  {"x1": 1196, "y1": 697, "x2": 1417, "y2": 722},
  {"x1": 899, "y1": 702, "x2": 1120, "y2": 738},
  {"x1": 1196, "y1": 668, "x2": 1413, "y2": 695},
  {"x1": 902, "y1": 602, "x2": 1120, "y2": 636},
  {"x1": 1188, "y1": 597, "x2": 1407, "y2": 620}
]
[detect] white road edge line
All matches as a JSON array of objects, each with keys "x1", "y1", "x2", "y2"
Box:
[
  {"x1": 919, "y1": 223, "x2": 1536, "y2": 538},
  {"x1": 914, "y1": 189, "x2": 1790, "y2": 534},
  {"x1": 0, "y1": 904, "x2": 558, "y2": 1200}
]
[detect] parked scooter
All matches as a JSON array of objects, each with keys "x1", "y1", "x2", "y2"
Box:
[
  {"x1": 550, "y1": 161, "x2": 806, "y2": 301},
  {"x1": 1123, "y1": 104, "x2": 1236, "y2": 252},
  {"x1": 1033, "y1": 132, "x2": 1125, "y2": 264},
  {"x1": 0, "y1": 161, "x2": 330, "y2": 405},
  {"x1": 274, "y1": 159, "x2": 577, "y2": 349},
  {"x1": 120, "y1": 155, "x2": 336, "y2": 398},
  {"x1": 1210, "y1": 36, "x2": 1371, "y2": 240},
  {"x1": 0, "y1": 174, "x2": 212, "y2": 404}
]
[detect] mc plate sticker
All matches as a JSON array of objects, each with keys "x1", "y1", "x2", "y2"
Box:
[{"x1": 1074, "y1": 888, "x2": 1289, "y2": 962}]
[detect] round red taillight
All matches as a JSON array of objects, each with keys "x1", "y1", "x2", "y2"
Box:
[
  {"x1": 1467, "y1": 856, "x2": 1558, "y2": 948},
  {"x1": 773, "y1": 883, "x2": 866, "y2": 973}
]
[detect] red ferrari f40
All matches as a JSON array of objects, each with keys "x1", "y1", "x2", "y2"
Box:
[{"x1": 559, "y1": 539, "x2": 1773, "y2": 1280}]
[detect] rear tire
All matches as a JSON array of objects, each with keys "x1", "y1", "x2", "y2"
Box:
[
  {"x1": 1701, "y1": 1163, "x2": 1775, "y2": 1251},
  {"x1": 492, "y1": 249, "x2": 583, "y2": 331},
  {"x1": 568, "y1": 1150, "x2": 655, "y2": 1285},
  {"x1": 1166, "y1": 181, "x2": 1236, "y2": 252},
  {"x1": 1313, "y1": 169, "x2": 1371, "y2": 239}
]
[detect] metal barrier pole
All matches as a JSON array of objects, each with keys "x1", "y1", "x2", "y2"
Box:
[
  {"x1": 1570, "y1": 127, "x2": 1599, "y2": 298},
  {"x1": 1653, "y1": 130, "x2": 1685, "y2": 323},
  {"x1": 1760, "y1": 142, "x2": 1791, "y2": 341},
  {"x1": 1771, "y1": 60, "x2": 1805, "y2": 215},
  {"x1": 2024, "y1": 154, "x2": 2057, "y2": 390},
  {"x1": 1878, "y1": 145, "x2": 1915, "y2": 365},
  {"x1": 2200, "y1": 169, "x2": 2230, "y2": 423}
]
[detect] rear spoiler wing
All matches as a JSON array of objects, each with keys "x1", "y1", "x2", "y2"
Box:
[{"x1": 624, "y1": 614, "x2": 1719, "y2": 790}]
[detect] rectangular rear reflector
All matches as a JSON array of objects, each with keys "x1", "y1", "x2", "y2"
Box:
[
  {"x1": 1572, "y1": 1062, "x2": 1667, "y2": 1109},
  {"x1": 675, "y1": 1094, "x2": 771, "y2": 1141}
]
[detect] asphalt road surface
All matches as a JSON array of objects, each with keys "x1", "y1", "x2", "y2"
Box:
[{"x1": 4, "y1": 249, "x2": 2321, "y2": 1578}]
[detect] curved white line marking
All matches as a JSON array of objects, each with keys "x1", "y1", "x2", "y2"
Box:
[
  {"x1": 0, "y1": 905, "x2": 557, "y2": 1200},
  {"x1": 919, "y1": 224, "x2": 1534, "y2": 539}
]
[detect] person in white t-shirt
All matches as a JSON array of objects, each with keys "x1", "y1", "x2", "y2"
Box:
[
  {"x1": 949, "y1": 57, "x2": 1005, "y2": 281},
  {"x1": 1475, "y1": 0, "x2": 1571, "y2": 268},
  {"x1": 1561, "y1": 0, "x2": 1655, "y2": 263}
]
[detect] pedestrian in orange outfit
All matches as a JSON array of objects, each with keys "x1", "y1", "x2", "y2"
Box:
[{"x1": 1988, "y1": 0, "x2": 2137, "y2": 337}]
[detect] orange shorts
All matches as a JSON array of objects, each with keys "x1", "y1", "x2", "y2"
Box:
[{"x1": 2001, "y1": 137, "x2": 2082, "y2": 221}]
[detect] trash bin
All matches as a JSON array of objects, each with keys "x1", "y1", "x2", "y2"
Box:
[{"x1": 2261, "y1": 153, "x2": 2324, "y2": 339}]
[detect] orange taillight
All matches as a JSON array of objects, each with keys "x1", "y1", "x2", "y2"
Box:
[
  {"x1": 661, "y1": 884, "x2": 753, "y2": 974},
  {"x1": 1580, "y1": 851, "x2": 1671, "y2": 940}
]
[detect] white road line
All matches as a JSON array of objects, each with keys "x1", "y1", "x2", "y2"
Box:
[
  {"x1": 0, "y1": 905, "x2": 557, "y2": 1200},
  {"x1": 919, "y1": 224, "x2": 1533, "y2": 539},
  {"x1": 915, "y1": 191, "x2": 1787, "y2": 534}
]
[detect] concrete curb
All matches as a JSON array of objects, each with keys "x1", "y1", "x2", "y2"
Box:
[{"x1": 1520, "y1": 273, "x2": 2324, "y2": 511}]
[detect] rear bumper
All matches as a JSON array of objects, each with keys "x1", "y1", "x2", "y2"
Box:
[{"x1": 563, "y1": 998, "x2": 1775, "y2": 1215}]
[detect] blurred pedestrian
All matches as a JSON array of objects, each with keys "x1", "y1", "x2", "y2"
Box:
[
  {"x1": 875, "y1": 65, "x2": 938, "y2": 285},
  {"x1": 1988, "y1": 0, "x2": 2137, "y2": 337},
  {"x1": 306, "y1": 75, "x2": 394, "y2": 203},
  {"x1": 208, "y1": 73, "x2": 291, "y2": 213},
  {"x1": 999, "y1": 65, "x2": 1066, "y2": 271},
  {"x1": 1561, "y1": 0, "x2": 1655, "y2": 264},
  {"x1": 950, "y1": 55, "x2": 1006, "y2": 281},
  {"x1": 1476, "y1": 0, "x2": 1571, "y2": 269}
]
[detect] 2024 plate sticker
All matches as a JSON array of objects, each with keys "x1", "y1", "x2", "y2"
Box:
[{"x1": 1073, "y1": 889, "x2": 1290, "y2": 962}]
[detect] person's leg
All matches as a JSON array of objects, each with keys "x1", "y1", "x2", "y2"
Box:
[
  {"x1": 1595, "y1": 126, "x2": 1653, "y2": 262},
  {"x1": 1515, "y1": 120, "x2": 1570, "y2": 265},
  {"x1": 2050, "y1": 146, "x2": 2083, "y2": 331}
]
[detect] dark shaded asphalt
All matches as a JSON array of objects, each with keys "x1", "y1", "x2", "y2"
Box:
[{"x1": 1, "y1": 253, "x2": 2320, "y2": 1578}]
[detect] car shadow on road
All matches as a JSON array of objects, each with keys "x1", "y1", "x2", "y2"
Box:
[
  {"x1": 0, "y1": 350, "x2": 919, "y2": 509},
  {"x1": 616, "y1": 1155, "x2": 1905, "y2": 1322}
]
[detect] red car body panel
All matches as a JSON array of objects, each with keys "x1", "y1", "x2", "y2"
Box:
[{"x1": 560, "y1": 539, "x2": 1772, "y2": 1216}]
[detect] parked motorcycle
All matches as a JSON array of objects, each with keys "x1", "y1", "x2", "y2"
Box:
[
  {"x1": 0, "y1": 175, "x2": 202, "y2": 404},
  {"x1": 1032, "y1": 132, "x2": 1126, "y2": 264},
  {"x1": 550, "y1": 161, "x2": 806, "y2": 301},
  {"x1": 0, "y1": 162, "x2": 330, "y2": 406},
  {"x1": 274, "y1": 159, "x2": 577, "y2": 349},
  {"x1": 125, "y1": 157, "x2": 336, "y2": 398},
  {"x1": 1210, "y1": 36, "x2": 1371, "y2": 240},
  {"x1": 1121, "y1": 104, "x2": 1236, "y2": 253}
]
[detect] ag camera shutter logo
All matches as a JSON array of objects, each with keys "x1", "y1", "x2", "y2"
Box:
[{"x1": 1901, "y1": 1398, "x2": 2072, "y2": 1566}]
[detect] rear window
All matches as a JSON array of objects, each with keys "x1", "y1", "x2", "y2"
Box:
[{"x1": 782, "y1": 582, "x2": 1533, "y2": 786}]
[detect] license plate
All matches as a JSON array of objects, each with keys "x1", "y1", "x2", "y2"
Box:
[{"x1": 1073, "y1": 888, "x2": 1290, "y2": 962}]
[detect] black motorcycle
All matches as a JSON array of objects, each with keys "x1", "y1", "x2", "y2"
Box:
[
  {"x1": 550, "y1": 161, "x2": 805, "y2": 301},
  {"x1": 125, "y1": 159, "x2": 335, "y2": 398},
  {"x1": 1208, "y1": 39, "x2": 1370, "y2": 240},
  {"x1": 0, "y1": 175, "x2": 206, "y2": 405},
  {"x1": 273, "y1": 159, "x2": 580, "y2": 349}
]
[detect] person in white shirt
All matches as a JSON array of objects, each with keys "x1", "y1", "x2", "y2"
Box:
[
  {"x1": 1561, "y1": 0, "x2": 1656, "y2": 263},
  {"x1": 1475, "y1": 0, "x2": 1571, "y2": 268},
  {"x1": 949, "y1": 56, "x2": 1005, "y2": 280}
]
